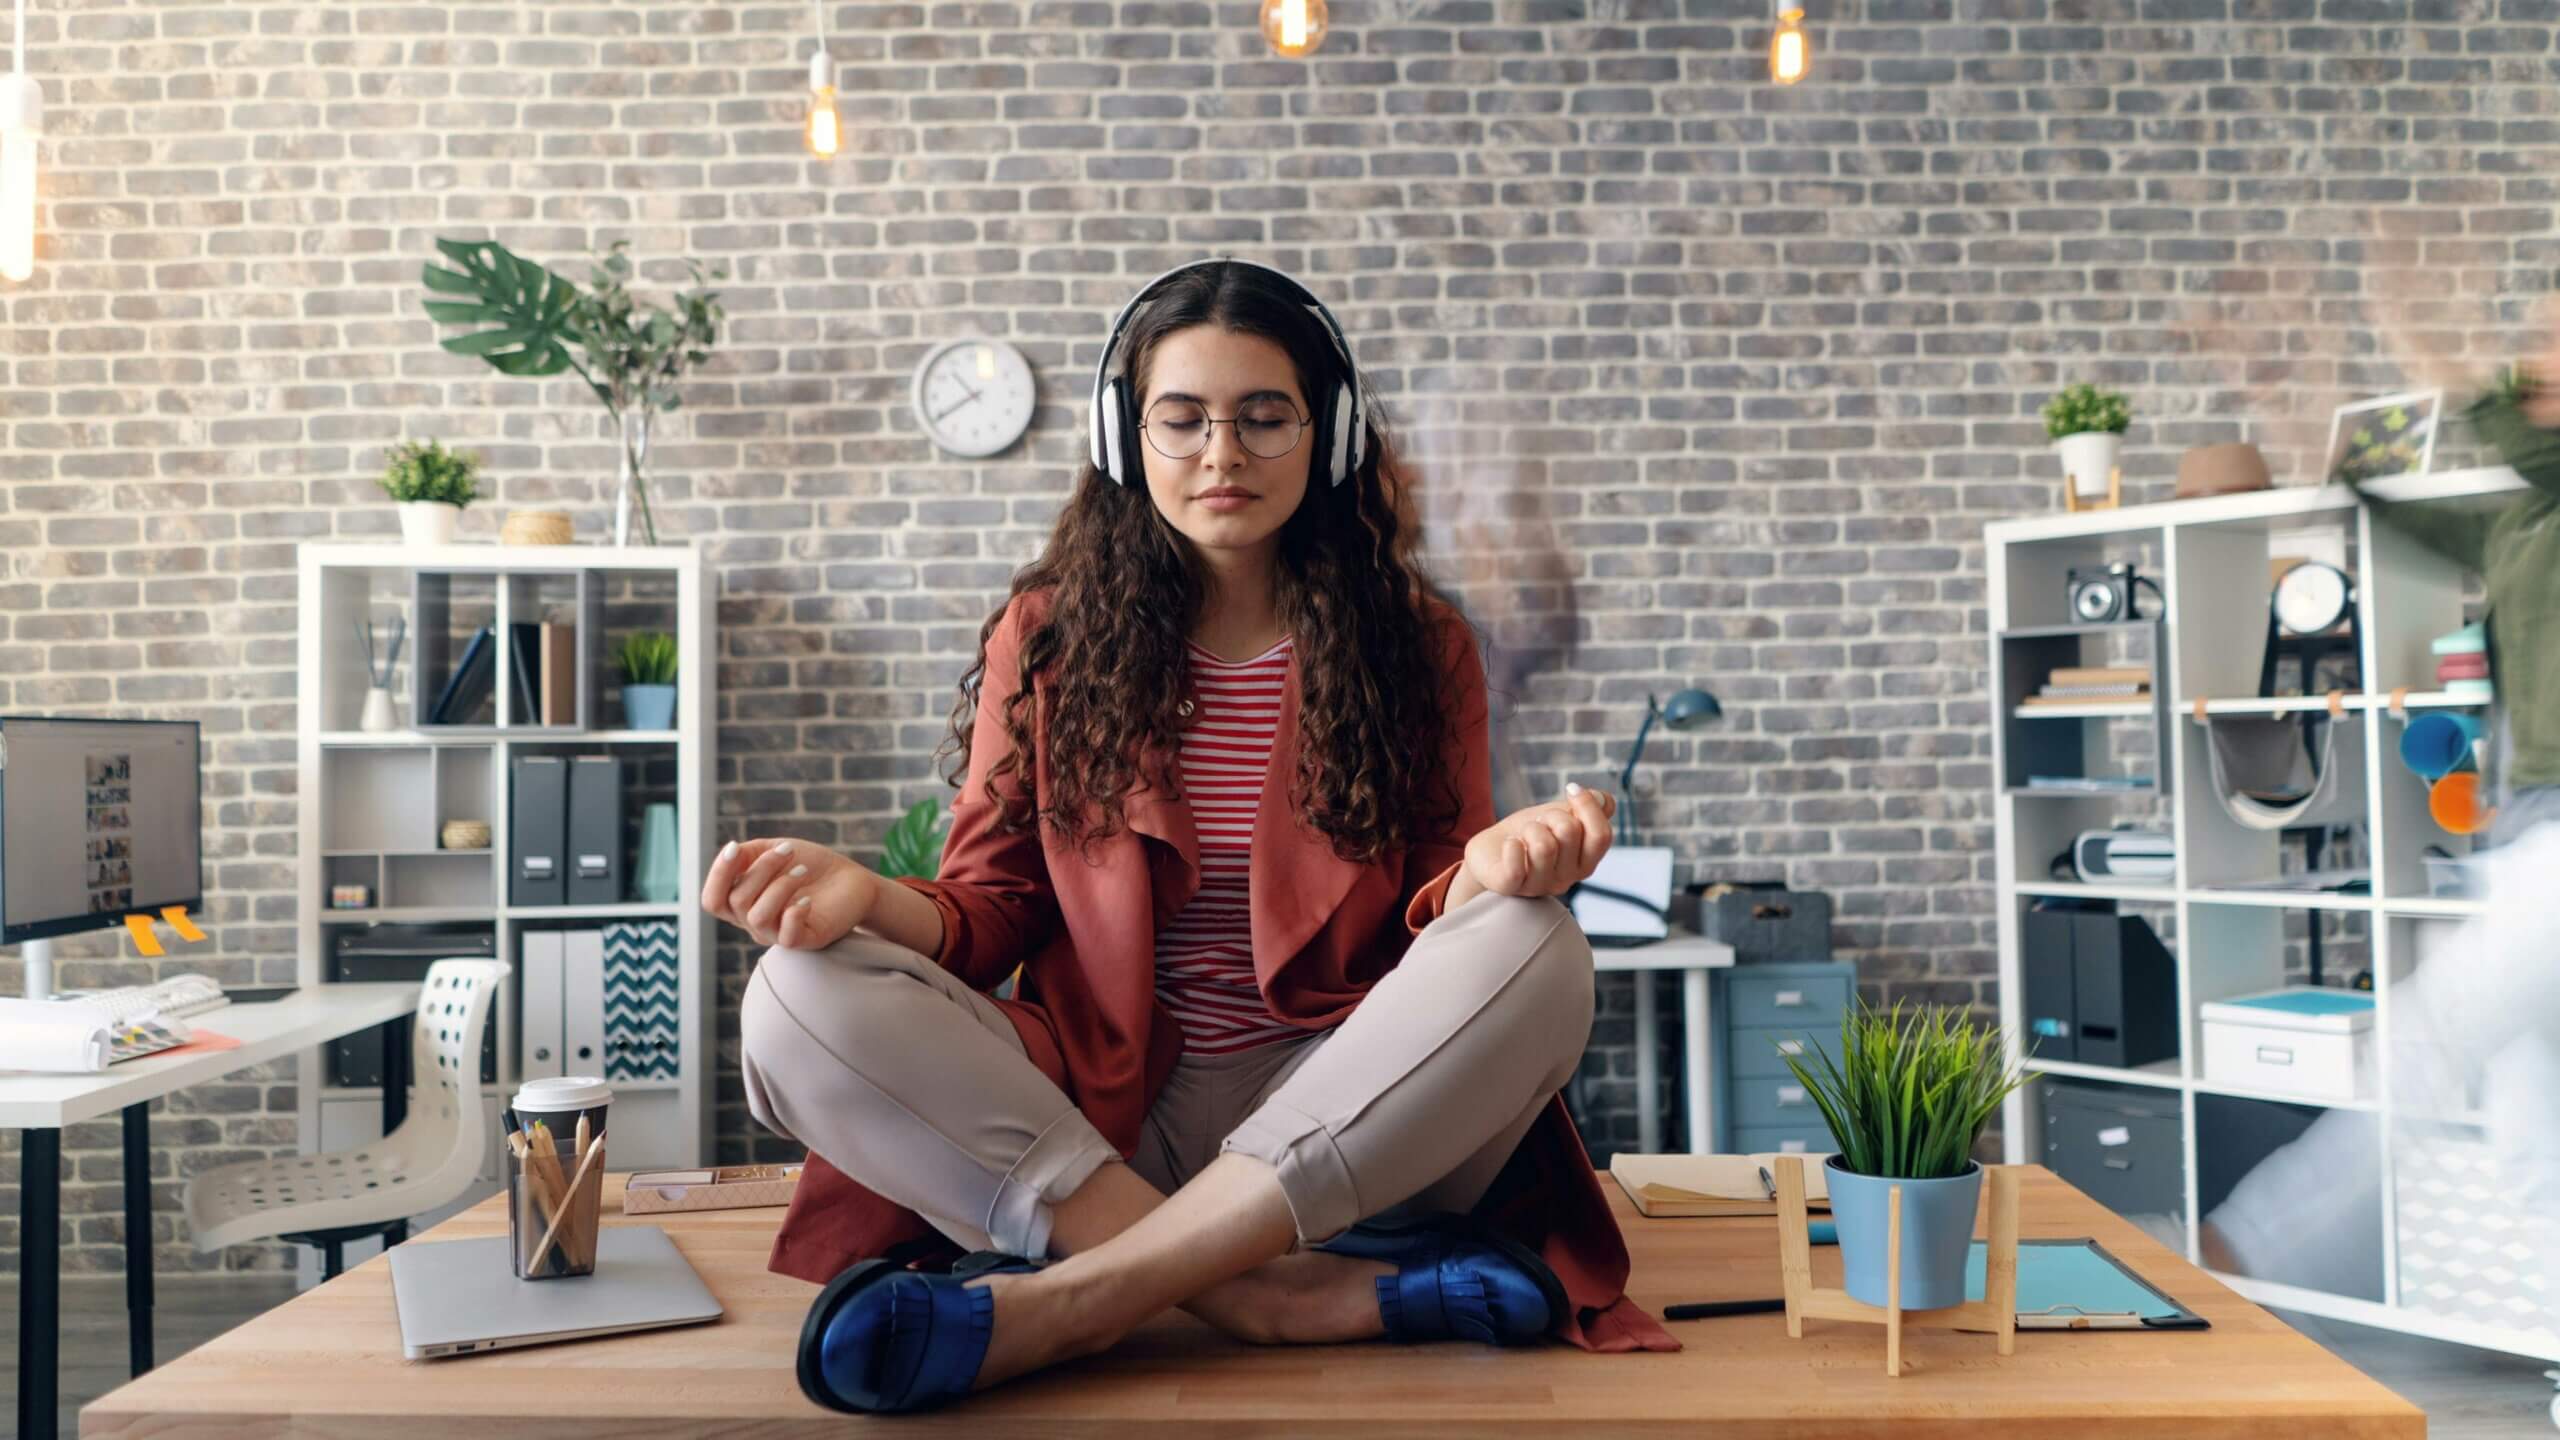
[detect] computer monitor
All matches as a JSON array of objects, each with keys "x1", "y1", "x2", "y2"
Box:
[{"x1": 0, "y1": 715, "x2": 204, "y2": 946}]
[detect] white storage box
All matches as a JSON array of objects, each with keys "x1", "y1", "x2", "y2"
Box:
[{"x1": 2200, "y1": 987, "x2": 2375, "y2": 1103}]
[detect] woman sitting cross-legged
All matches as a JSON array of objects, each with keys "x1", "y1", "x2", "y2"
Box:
[{"x1": 711, "y1": 258, "x2": 1678, "y2": 1415}]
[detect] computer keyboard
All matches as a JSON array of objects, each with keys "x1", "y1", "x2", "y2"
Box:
[{"x1": 69, "y1": 972, "x2": 230, "y2": 1023}]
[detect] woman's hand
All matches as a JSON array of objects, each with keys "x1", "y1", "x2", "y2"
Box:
[
  {"x1": 1454, "y1": 782, "x2": 1617, "y2": 906},
  {"x1": 700, "y1": 838, "x2": 882, "y2": 951}
]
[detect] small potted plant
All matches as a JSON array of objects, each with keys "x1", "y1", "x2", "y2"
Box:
[
  {"x1": 378, "y1": 439, "x2": 482, "y2": 546},
  {"x1": 1784, "y1": 1000, "x2": 2034, "y2": 1311},
  {"x1": 2042, "y1": 382, "x2": 2132, "y2": 509},
  {"x1": 615, "y1": 631, "x2": 678, "y2": 731}
]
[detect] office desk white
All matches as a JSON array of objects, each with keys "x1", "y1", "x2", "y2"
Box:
[
  {"x1": 1592, "y1": 930, "x2": 1736, "y2": 1155},
  {"x1": 1, "y1": 982, "x2": 420, "y2": 1440}
]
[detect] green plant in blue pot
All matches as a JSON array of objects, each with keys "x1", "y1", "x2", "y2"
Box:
[
  {"x1": 615, "y1": 631, "x2": 678, "y2": 732},
  {"x1": 1785, "y1": 1000, "x2": 2035, "y2": 1310}
]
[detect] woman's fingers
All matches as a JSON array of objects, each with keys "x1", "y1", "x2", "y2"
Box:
[
  {"x1": 743, "y1": 857, "x2": 818, "y2": 942},
  {"x1": 728, "y1": 839, "x2": 802, "y2": 918},
  {"x1": 1564, "y1": 785, "x2": 1613, "y2": 872},
  {"x1": 700, "y1": 839, "x2": 744, "y2": 923}
]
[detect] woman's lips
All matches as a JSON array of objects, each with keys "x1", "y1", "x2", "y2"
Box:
[{"x1": 1197, "y1": 490, "x2": 1258, "y2": 511}]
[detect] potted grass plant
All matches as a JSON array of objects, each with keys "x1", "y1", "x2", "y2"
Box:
[
  {"x1": 1783, "y1": 1000, "x2": 2035, "y2": 1310},
  {"x1": 378, "y1": 439, "x2": 482, "y2": 546},
  {"x1": 615, "y1": 631, "x2": 679, "y2": 731},
  {"x1": 2042, "y1": 382, "x2": 2132, "y2": 507}
]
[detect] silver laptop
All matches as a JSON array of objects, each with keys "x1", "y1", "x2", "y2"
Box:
[{"x1": 388, "y1": 1225, "x2": 723, "y2": 1359}]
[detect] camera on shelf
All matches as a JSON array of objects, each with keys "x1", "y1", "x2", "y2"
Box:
[{"x1": 2066, "y1": 563, "x2": 2161, "y2": 624}]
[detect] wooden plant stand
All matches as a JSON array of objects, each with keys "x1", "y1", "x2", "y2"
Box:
[
  {"x1": 2064, "y1": 466, "x2": 2123, "y2": 511},
  {"x1": 1772, "y1": 1155, "x2": 2022, "y2": 1377}
]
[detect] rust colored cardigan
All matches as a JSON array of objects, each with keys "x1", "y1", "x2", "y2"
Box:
[{"x1": 762, "y1": 589, "x2": 1677, "y2": 1354}]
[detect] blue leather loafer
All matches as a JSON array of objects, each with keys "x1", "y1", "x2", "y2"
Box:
[
  {"x1": 1318, "y1": 1214, "x2": 1567, "y2": 1346},
  {"x1": 795, "y1": 1254, "x2": 1035, "y2": 1414}
]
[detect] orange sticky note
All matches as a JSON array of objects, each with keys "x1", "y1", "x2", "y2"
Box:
[
  {"x1": 124, "y1": 914, "x2": 166, "y2": 957},
  {"x1": 161, "y1": 905, "x2": 206, "y2": 942}
]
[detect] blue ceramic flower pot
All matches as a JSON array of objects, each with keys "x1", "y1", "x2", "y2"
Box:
[
  {"x1": 623, "y1": 683, "x2": 676, "y2": 732},
  {"x1": 1825, "y1": 1155, "x2": 1982, "y2": 1310}
]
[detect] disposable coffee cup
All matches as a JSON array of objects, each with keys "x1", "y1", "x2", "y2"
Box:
[{"x1": 507, "y1": 1076, "x2": 612, "y2": 1280}]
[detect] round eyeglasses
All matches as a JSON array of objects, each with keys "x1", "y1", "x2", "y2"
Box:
[{"x1": 1141, "y1": 396, "x2": 1308, "y2": 461}]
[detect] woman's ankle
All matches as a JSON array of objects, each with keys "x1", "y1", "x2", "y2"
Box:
[{"x1": 1184, "y1": 1252, "x2": 1389, "y2": 1345}]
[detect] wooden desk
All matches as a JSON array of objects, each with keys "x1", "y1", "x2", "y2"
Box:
[{"x1": 84, "y1": 1164, "x2": 2424, "y2": 1438}]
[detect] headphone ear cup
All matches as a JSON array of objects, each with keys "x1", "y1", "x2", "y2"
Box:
[
  {"x1": 1326, "y1": 379, "x2": 1355, "y2": 487},
  {"x1": 1097, "y1": 381, "x2": 1125, "y2": 484},
  {"x1": 1090, "y1": 381, "x2": 1112, "y2": 478},
  {"x1": 1115, "y1": 381, "x2": 1146, "y2": 487}
]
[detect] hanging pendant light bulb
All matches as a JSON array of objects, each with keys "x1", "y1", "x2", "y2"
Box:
[
  {"x1": 1769, "y1": 1, "x2": 1810, "y2": 85},
  {"x1": 805, "y1": 49, "x2": 840, "y2": 157},
  {"x1": 1260, "y1": 0, "x2": 1329, "y2": 59},
  {"x1": 0, "y1": 0, "x2": 40, "y2": 283},
  {"x1": 804, "y1": 1, "x2": 839, "y2": 158}
]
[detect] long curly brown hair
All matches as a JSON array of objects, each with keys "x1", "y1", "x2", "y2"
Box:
[{"x1": 942, "y1": 262, "x2": 1468, "y2": 864}]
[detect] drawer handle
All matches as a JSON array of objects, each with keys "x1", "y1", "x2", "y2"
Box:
[
  {"x1": 1774, "y1": 990, "x2": 1805, "y2": 1007},
  {"x1": 1776, "y1": 1040, "x2": 1804, "y2": 1056},
  {"x1": 2257, "y1": 1045, "x2": 2294, "y2": 1066},
  {"x1": 2104, "y1": 1157, "x2": 2133, "y2": 1171},
  {"x1": 2097, "y1": 1126, "x2": 2130, "y2": 1147},
  {"x1": 1778, "y1": 1140, "x2": 1808, "y2": 1153},
  {"x1": 1777, "y1": 1084, "x2": 1807, "y2": 1106}
]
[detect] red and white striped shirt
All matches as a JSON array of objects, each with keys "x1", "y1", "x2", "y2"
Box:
[{"x1": 1153, "y1": 635, "x2": 1305, "y2": 1055}]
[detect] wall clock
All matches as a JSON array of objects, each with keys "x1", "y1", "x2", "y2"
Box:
[{"x1": 911, "y1": 338, "x2": 1036, "y2": 458}]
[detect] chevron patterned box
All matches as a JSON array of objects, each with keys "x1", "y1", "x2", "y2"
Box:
[{"x1": 602, "y1": 920, "x2": 680, "y2": 1082}]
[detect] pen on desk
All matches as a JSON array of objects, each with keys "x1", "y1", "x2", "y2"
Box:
[{"x1": 1665, "y1": 1298, "x2": 1788, "y2": 1321}]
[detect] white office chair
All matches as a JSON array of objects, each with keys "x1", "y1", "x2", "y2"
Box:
[{"x1": 183, "y1": 958, "x2": 508, "y2": 1279}]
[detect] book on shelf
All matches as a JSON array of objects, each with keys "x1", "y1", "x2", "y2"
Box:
[
  {"x1": 428, "y1": 626, "x2": 497, "y2": 725},
  {"x1": 2048, "y1": 666, "x2": 2150, "y2": 687},
  {"x1": 2023, "y1": 688, "x2": 2150, "y2": 706},
  {"x1": 540, "y1": 620, "x2": 577, "y2": 726},
  {"x1": 2025, "y1": 774, "x2": 2156, "y2": 792},
  {"x1": 508, "y1": 623, "x2": 541, "y2": 725}
]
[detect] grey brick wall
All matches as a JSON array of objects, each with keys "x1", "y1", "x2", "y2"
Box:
[{"x1": 4, "y1": 0, "x2": 2553, "y2": 1277}]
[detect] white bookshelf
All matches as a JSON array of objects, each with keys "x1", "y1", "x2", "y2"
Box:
[
  {"x1": 291, "y1": 544, "x2": 716, "y2": 1273},
  {"x1": 1987, "y1": 467, "x2": 2560, "y2": 1363}
]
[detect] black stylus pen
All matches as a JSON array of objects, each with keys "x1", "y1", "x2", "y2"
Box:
[{"x1": 1664, "y1": 1298, "x2": 1788, "y2": 1320}]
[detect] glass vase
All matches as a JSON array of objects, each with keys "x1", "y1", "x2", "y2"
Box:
[{"x1": 612, "y1": 409, "x2": 658, "y2": 546}]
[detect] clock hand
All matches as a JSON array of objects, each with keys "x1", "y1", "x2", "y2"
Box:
[{"x1": 930, "y1": 389, "x2": 985, "y2": 424}]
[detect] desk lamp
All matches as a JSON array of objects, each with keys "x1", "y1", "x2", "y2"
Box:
[{"x1": 1615, "y1": 687, "x2": 1721, "y2": 845}]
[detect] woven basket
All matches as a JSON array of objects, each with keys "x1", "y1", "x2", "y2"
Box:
[
  {"x1": 501, "y1": 509, "x2": 574, "y2": 546},
  {"x1": 442, "y1": 819, "x2": 493, "y2": 851}
]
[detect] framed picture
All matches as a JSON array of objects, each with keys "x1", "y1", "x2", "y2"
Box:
[{"x1": 2325, "y1": 389, "x2": 2442, "y2": 487}]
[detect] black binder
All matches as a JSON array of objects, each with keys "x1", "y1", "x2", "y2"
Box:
[
  {"x1": 566, "y1": 755, "x2": 623, "y2": 905},
  {"x1": 510, "y1": 754, "x2": 568, "y2": 906}
]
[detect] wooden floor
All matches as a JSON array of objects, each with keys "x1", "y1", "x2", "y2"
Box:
[{"x1": 10, "y1": 1174, "x2": 2554, "y2": 1436}]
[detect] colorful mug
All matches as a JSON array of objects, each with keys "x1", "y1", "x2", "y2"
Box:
[
  {"x1": 2398, "y1": 711, "x2": 2483, "y2": 780},
  {"x1": 2429, "y1": 771, "x2": 2497, "y2": 836}
]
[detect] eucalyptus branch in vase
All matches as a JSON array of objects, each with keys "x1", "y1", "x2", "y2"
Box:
[
  {"x1": 419, "y1": 237, "x2": 725, "y2": 546},
  {"x1": 575, "y1": 242, "x2": 726, "y2": 546}
]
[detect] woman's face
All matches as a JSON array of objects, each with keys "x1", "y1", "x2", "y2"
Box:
[{"x1": 1136, "y1": 325, "x2": 1315, "y2": 564}]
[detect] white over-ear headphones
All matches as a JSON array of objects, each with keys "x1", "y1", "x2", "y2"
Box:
[{"x1": 1086, "y1": 257, "x2": 1368, "y2": 489}]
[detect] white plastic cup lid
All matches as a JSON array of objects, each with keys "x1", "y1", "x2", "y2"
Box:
[{"x1": 511, "y1": 1075, "x2": 612, "y2": 1113}]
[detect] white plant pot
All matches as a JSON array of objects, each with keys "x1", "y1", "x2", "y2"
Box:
[
  {"x1": 398, "y1": 501, "x2": 463, "y2": 547},
  {"x1": 2055, "y1": 432, "x2": 2122, "y2": 499}
]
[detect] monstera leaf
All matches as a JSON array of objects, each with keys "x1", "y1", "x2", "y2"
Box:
[
  {"x1": 420, "y1": 238, "x2": 590, "y2": 380},
  {"x1": 878, "y1": 799, "x2": 951, "y2": 881}
]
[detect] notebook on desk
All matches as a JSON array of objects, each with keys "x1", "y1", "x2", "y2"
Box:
[{"x1": 1610, "y1": 1152, "x2": 1834, "y2": 1217}]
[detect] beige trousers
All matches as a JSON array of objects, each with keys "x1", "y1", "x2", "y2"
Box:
[{"x1": 740, "y1": 892, "x2": 1595, "y2": 1261}]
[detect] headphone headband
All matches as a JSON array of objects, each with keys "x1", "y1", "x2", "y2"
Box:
[{"x1": 1086, "y1": 256, "x2": 1367, "y2": 489}]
